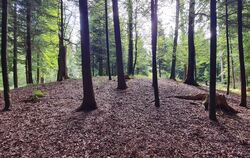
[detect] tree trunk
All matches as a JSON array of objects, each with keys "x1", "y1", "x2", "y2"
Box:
[
  {"x1": 229, "y1": 35, "x2": 236, "y2": 89},
  {"x1": 112, "y1": 0, "x2": 127, "y2": 90},
  {"x1": 151, "y1": 0, "x2": 160, "y2": 107},
  {"x1": 220, "y1": 55, "x2": 224, "y2": 82},
  {"x1": 133, "y1": 0, "x2": 138, "y2": 75},
  {"x1": 127, "y1": 0, "x2": 133, "y2": 76},
  {"x1": 77, "y1": 0, "x2": 97, "y2": 112},
  {"x1": 13, "y1": 1, "x2": 18, "y2": 88},
  {"x1": 225, "y1": 0, "x2": 230, "y2": 95},
  {"x1": 26, "y1": 0, "x2": 33, "y2": 84},
  {"x1": 209, "y1": 0, "x2": 217, "y2": 121},
  {"x1": 98, "y1": 52, "x2": 103, "y2": 76},
  {"x1": 159, "y1": 60, "x2": 162, "y2": 78},
  {"x1": 170, "y1": 0, "x2": 180, "y2": 80},
  {"x1": 37, "y1": 51, "x2": 40, "y2": 84},
  {"x1": 237, "y1": 0, "x2": 247, "y2": 107},
  {"x1": 105, "y1": 0, "x2": 112, "y2": 80},
  {"x1": 184, "y1": 0, "x2": 197, "y2": 86},
  {"x1": 1, "y1": 0, "x2": 11, "y2": 111}
]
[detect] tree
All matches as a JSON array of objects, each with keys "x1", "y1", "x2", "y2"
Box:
[
  {"x1": 237, "y1": 0, "x2": 247, "y2": 107},
  {"x1": 225, "y1": 0, "x2": 230, "y2": 95},
  {"x1": 13, "y1": 1, "x2": 18, "y2": 88},
  {"x1": 26, "y1": 0, "x2": 33, "y2": 84},
  {"x1": 151, "y1": 0, "x2": 160, "y2": 107},
  {"x1": 170, "y1": 0, "x2": 180, "y2": 80},
  {"x1": 1, "y1": 0, "x2": 11, "y2": 111},
  {"x1": 105, "y1": 0, "x2": 112, "y2": 80},
  {"x1": 133, "y1": 0, "x2": 138, "y2": 75},
  {"x1": 57, "y1": 0, "x2": 69, "y2": 81},
  {"x1": 184, "y1": 0, "x2": 198, "y2": 86},
  {"x1": 112, "y1": 0, "x2": 127, "y2": 90},
  {"x1": 209, "y1": 0, "x2": 217, "y2": 121},
  {"x1": 77, "y1": 0, "x2": 97, "y2": 111},
  {"x1": 127, "y1": 0, "x2": 134, "y2": 76}
]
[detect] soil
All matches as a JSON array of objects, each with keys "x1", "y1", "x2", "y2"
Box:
[{"x1": 0, "y1": 78, "x2": 249, "y2": 157}]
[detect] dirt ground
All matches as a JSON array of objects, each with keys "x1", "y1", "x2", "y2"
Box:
[{"x1": 0, "y1": 78, "x2": 249, "y2": 157}]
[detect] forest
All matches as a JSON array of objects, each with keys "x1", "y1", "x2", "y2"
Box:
[{"x1": 0, "y1": 0, "x2": 250, "y2": 157}]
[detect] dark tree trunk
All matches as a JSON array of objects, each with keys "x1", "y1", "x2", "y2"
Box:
[
  {"x1": 226, "y1": 0, "x2": 230, "y2": 95},
  {"x1": 57, "y1": 0, "x2": 68, "y2": 81},
  {"x1": 184, "y1": 0, "x2": 197, "y2": 86},
  {"x1": 151, "y1": 0, "x2": 160, "y2": 107},
  {"x1": 98, "y1": 52, "x2": 103, "y2": 76},
  {"x1": 209, "y1": 0, "x2": 217, "y2": 121},
  {"x1": 112, "y1": 0, "x2": 127, "y2": 90},
  {"x1": 230, "y1": 36, "x2": 236, "y2": 89},
  {"x1": 77, "y1": 0, "x2": 97, "y2": 112},
  {"x1": 133, "y1": 0, "x2": 138, "y2": 75},
  {"x1": 26, "y1": 0, "x2": 33, "y2": 84},
  {"x1": 170, "y1": 0, "x2": 180, "y2": 80},
  {"x1": 159, "y1": 60, "x2": 162, "y2": 78},
  {"x1": 37, "y1": 51, "x2": 40, "y2": 84},
  {"x1": 105, "y1": 0, "x2": 112, "y2": 80},
  {"x1": 13, "y1": 1, "x2": 18, "y2": 88},
  {"x1": 237, "y1": 0, "x2": 247, "y2": 107},
  {"x1": 127, "y1": 0, "x2": 133, "y2": 76},
  {"x1": 1, "y1": 0, "x2": 11, "y2": 111}
]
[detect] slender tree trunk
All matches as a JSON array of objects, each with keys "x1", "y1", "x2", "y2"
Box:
[
  {"x1": 133, "y1": 0, "x2": 138, "y2": 75},
  {"x1": 37, "y1": 51, "x2": 40, "y2": 84},
  {"x1": 127, "y1": 0, "x2": 133, "y2": 76},
  {"x1": 77, "y1": 0, "x2": 97, "y2": 112},
  {"x1": 98, "y1": 52, "x2": 103, "y2": 76},
  {"x1": 226, "y1": 0, "x2": 230, "y2": 95},
  {"x1": 1, "y1": 0, "x2": 11, "y2": 111},
  {"x1": 237, "y1": 0, "x2": 247, "y2": 107},
  {"x1": 57, "y1": 0, "x2": 68, "y2": 81},
  {"x1": 220, "y1": 55, "x2": 224, "y2": 82},
  {"x1": 13, "y1": 1, "x2": 18, "y2": 88},
  {"x1": 26, "y1": 0, "x2": 33, "y2": 84},
  {"x1": 170, "y1": 0, "x2": 180, "y2": 80},
  {"x1": 112, "y1": 0, "x2": 127, "y2": 90},
  {"x1": 159, "y1": 60, "x2": 162, "y2": 78},
  {"x1": 229, "y1": 35, "x2": 236, "y2": 89},
  {"x1": 105, "y1": 0, "x2": 112, "y2": 80},
  {"x1": 151, "y1": 0, "x2": 160, "y2": 107},
  {"x1": 209, "y1": 0, "x2": 217, "y2": 121},
  {"x1": 184, "y1": 0, "x2": 197, "y2": 86}
]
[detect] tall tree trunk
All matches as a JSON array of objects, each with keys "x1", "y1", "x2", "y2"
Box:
[
  {"x1": 237, "y1": 0, "x2": 247, "y2": 107},
  {"x1": 220, "y1": 55, "x2": 224, "y2": 82},
  {"x1": 26, "y1": 0, "x2": 33, "y2": 84},
  {"x1": 112, "y1": 0, "x2": 127, "y2": 90},
  {"x1": 133, "y1": 0, "x2": 138, "y2": 75},
  {"x1": 77, "y1": 0, "x2": 97, "y2": 112},
  {"x1": 105, "y1": 0, "x2": 112, "y2": 80},
  {"x1": 98, "y1": 52, "x2": 103, "y2": 76},
  {"x1": 184, "y1": 0, "x2": 197, "y2": 86},
  {"x1": 230, "y1": 36, "x2": 236, "y2": 89},
  {"x1": 1, "y1": 0, "x2": 11, "y2": 111},
  {"x1": 57, "y1": 0, "x2": 68, "y2": 81},
  {"x1": 127, "y1": 0, "x2": 133, "y2": 76},
  {"x1": 151, "y1": 0, "x2": 160, "y2": 107},
  {"x1": 170, "y1": 0, "x2": 180, "y2": 80},
  {"x1": 209, "y1": 0, "x2": 217, "y2": 121},
  {"x1": 226, "y1": 0, "x2": 230, "y2": 95},
  {"x1": 13, "y1": 1, "x2": 18, "y2": 88},
  {"x1": 37, "y1": 51, "x2": 40, "y2": 84}
]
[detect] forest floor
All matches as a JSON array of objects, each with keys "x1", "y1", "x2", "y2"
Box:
[{"x1": 0, "y1": 78, "x2": 250, "y2": 157}]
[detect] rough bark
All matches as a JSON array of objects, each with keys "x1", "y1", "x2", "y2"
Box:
[
  {"x1": 209, "y1": 0, "x2": 217, "y2": 121},
  {"x1": 151, "y1": 0, "x2": 160, "y2": 107},
  {"x1": 77, "y1": 0, "x2": 97, "y2": 112},
  {"x1": 1, "y1": 0, "x2": 11, "y2": 111},
  {"x1": 112, "y1": 0, "x2": 127, "y2": 90},
  {"x1": 225, "y1": 0, "x2": 230, "y2": 95},
  {"x1": 13, "y1": 1, "x2": 18, "y2": 88},
  {"x1": 184, "y1": 0, "x2": 197, "y2": 86},
  {"x1": 127, "y1": 0, "x2": 133, "y2": 76},
  {"x1": 105, "y1": 0, "x2": 112, "y2": 80},
  {"x1": 170, "y1": 0, "x2": 180, "y2": 80},
  {"x1": 26, "y1": 0, "x2": 33, "y2": 84},
  {"x1": 237, "y1": 0, "x2": 247, "y2": 107},
  {"x1": 133, "y1": 0, "x2": 138, "y2": 75}
]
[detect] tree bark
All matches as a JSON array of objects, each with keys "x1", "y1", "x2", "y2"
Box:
[
  {"x1": 112, "y1": 0, "x2": 127, "y2": 90},
  {"x1": 184, "y1": 0, "x2": 197, "y2": 86},
  {"x1": 105, "y1": 0, "x2": 112, "y2": 80},
  {"x1": 13, "y1": 1, "x2": 18, "y2": 88},
  {"x1": 127, "y1": 0, "x2": 133, "y2": 76},
  {"x1": 237, "y1": 0, "x2": 247, "y2": 107},
  {"x1": 77, "y1": 0, "x2": 97, "y2": 112},
  {"x1": 226, "y1": 0, "x2": 230, "y2": 95},
  {"x1": 1, "y1": 0, "x2": 11, "y2": 111},
  {"x1": 133, "y1": 0, "x2": 138, "y2": 75},
  {"x1": 170, "y1": 0, "x2": 180, "y2": 80},
  {"x1": 229, "y1": 36, "x2": 236, "y2": 89},
  {"x1": 26, "y1": 0, "x2": 33, "y2": 84},
  {"x1": 151, "y1": 0, "x2": 160, "y2": 107},
  {"x1": 209, "y1": 0, "x2": 217, "y2": 121}
]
